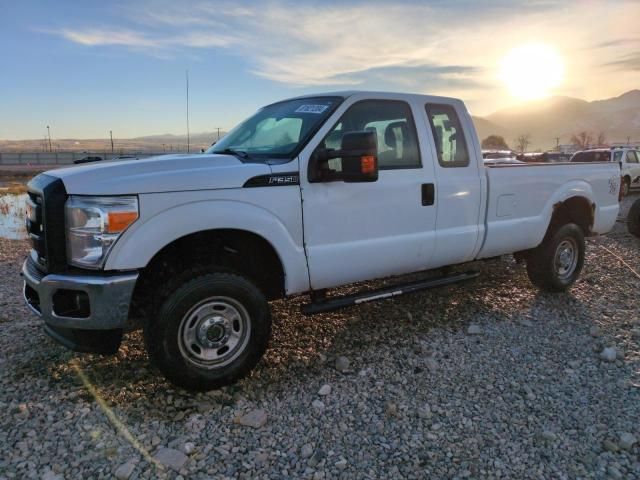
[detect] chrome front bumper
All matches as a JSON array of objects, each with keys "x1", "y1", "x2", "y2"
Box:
[{"x1": 22, "y1": 258, "x2": 138, "y2": 330}]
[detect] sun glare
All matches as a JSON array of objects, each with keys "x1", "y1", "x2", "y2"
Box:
[{"x1": 500, "y1": 43, "x2": 564, "y2": 100}]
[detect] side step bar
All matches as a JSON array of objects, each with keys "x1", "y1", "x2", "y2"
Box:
[{"x1": 301, "y1": 270, "x2": 480, "y2": 315}]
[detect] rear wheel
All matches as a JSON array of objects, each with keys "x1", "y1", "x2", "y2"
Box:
[
  {"x1": 144, "y1": 270, "x2": 271, "y2": 391},
  {"x1": 622, "y1": 177, "x2": 630, "y2": 197},
  {"x1": 629, "y1": 199, "x2": 640, "y2": 238},
  {"x1": 526, "y1": 223, "x2": 585, "y2": 292}
]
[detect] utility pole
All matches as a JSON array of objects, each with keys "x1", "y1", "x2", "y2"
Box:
[
  {"x1": 162, "y1": 143, "x2": 166, "y2": 153},
  {"x1": 46, "y1": 125, "x2": 52, "y2": 152},
  {"x1": 217, "y1": 127, "x2": 221, "y2": 141},
  {"x1": 110, "y1": 130, "x2": 114, "y2": 153},
  {"x1": 554, "y1": 137, "x2": 560, "y2": 150},
  {"x1": 186, "y1": 69, "x2": 190, "y2": 153},
  {"x1": 627, "y1": 136, "x2": 631, "y2": 145}
]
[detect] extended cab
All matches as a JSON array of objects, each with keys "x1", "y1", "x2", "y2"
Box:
[{"x1": 22, "y1": 92, "x2": 621, "y2": 390}]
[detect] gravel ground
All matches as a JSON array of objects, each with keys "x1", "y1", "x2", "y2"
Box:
[{"x1": 1, "y1": 195, "x2": 639, "y2": 480}]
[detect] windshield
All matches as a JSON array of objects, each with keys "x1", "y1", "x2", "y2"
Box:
[{"x1": 208, "y1": 96, "x2": 343, "y2": 159}]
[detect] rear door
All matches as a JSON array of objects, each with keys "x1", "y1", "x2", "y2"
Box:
[
  {"x1": 424, "y1": 102, "x2": 483, "y2": 267},
  {"x1": 300, "y1": 96, "x2": 437, "y2": 290}
]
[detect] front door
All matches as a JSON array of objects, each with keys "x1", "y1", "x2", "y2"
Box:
[{"x1": 300, "y1": 98, "x2": 437, "y2": 290}]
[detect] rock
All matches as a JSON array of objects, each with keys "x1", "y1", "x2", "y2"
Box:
[
  {"x1": 619, "y1": 432, "x2": 637, "y2": 450},
  {"x1": 300, "y1": 443, "x2": 314, "y2": 459},
  {"x1": 312, "y1": 400, "x2": 325, "y2": 412},
  {"x1": 335, "y1": 356, "x2": 350, "y2": 372},
  {"x1": 237, "y1": 409, "x2": 268, "y2": 429},
  {"x1": 417, "y1": 405, "x2": 432, "y2": 419},
  {"x1": 153, "y1": 447, "x2": 189, "y2": 471},
  {"x1": 385, "y1": 401, "x2": 399, "y2": 417},
  {"x1": 467, "y1": 324, "x2": 482, "y2": 335},
  {"x1": 42, "y1": 471, "x2": 64, "y2": 480},
  {"x1": 318, "y1": 384, "x2": 331, "y2": 396},
  {"x1": 607, "y1": 466, "x2": 622, "y2": 479},
  {"x1": 151, "y1": 435, "x2": 161, "y2": 447},
  {"x1": 603, "y1": 439, "x2": 619, "y2": 452},
  {"x1": 254, "y1": 452, "x2": 268, "y2": 463},
  {"x1": 600, "y1": 347, "x2": 617, "y2": 362},
  {"x1": 424, "y1": 357, "x2": 438, "y2": 372},
  {"x1": 631, "y1": 328, "x2": 640, "y2": 339},
  {"x1": 541, "y1": 430, "x2": 557, "y2": 442},
  {"x1": 182, "y1": 442, "x2": 196, "y2": 455},
  {"x1": 589, "y1": 325, "x2": 602, "y2": 337},
  {"x1": 335, "y1": 458, "x2": 348, "y2": 470},
  {"x1": 114, "y1": 459, "x2": 137, "y2": 480}
]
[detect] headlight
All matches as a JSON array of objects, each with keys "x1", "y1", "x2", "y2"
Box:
[{"x1": 65, "y1": 196, "x2": 138, "y2": 269}]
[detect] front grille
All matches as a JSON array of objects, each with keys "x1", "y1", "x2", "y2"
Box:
[
  {"x1": 26, "y1": 174, "x2": 68, "y2": 274},
  {"x1": 26, "y1": 192, "x2": 46, "y2": 265}
]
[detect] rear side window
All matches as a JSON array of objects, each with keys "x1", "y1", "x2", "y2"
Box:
[
  {"x1": 425, "y1": 104, "x2": 470, "y2": 167},
  {"x1": 614, "y1": 151, "x2": 623, "y2": 163},
  {"x1": 572, "y1": 151, "x2": 610, "y2": 162},
  {"x1": 626, "y1": 151, "x2": 639, "y2": 163}
]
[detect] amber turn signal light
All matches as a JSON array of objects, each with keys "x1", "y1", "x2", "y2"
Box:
[
  {"x1": 361, "y1": 155, "x2": 376, "y2": 174},
  {"x1": 107, "y1": 211, "x2": 138, "y2": 233}
]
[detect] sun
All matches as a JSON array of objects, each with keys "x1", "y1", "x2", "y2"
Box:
[{"x1": 500, "y1": 43, "x2": 564, "y2": 100}]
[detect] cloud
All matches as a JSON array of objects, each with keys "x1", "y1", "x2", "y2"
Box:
[
  {"x1": 41, "y1": 0, "x2": 640, "y2": 106},
  {"x1": 588, "y1": 37, "x2": 640, "y2": 49},
  {"x1": 54, "y1": 28, "x2": 160, "y2": 48},
  {"x1": 605, "y1": 53, "x2": 640, "y2": 71}
]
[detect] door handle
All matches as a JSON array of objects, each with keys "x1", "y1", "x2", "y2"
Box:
[{"x1": 422, "y1": 183, "x2": 435, "y2": 206}]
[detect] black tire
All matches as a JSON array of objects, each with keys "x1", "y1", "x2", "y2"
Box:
[
  {"x1": 526, "y1": 223, "x2": 585, "y2": 292},
  {"x1": 622, "y1": 177, "x2": 630, "y2": 197},
  {"x1": 144, "y1": 270, "x2": 271, "y2": 391},
  {"x1": 629, "y1": 199, "x2": 640, "y2": 238}
]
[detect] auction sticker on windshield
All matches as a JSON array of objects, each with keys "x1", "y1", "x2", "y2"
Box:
[{"x1": 295, "y1": 104, "x2": 329, "y2": 114}]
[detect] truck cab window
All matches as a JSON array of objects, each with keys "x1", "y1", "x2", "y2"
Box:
[
  {"x1": 320, "y1": 100, "x2": 421, "y2": 170},
  {"x1": 425, "y1": 104, "x2": 470, "y2": 168},
  {"x1": 627, "y1": 151, "x2": 639, "y2": 163}
]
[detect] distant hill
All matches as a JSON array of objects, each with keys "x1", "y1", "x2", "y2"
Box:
[
  {"x1": 0, "y1": 131, "x2": 226, "y2": 153},
  {"x1": 473, "y1": 90, "x2": 640, "y2": 150}
]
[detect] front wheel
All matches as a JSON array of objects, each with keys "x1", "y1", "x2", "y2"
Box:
[
  {"x1": 526, "y1": 223, "x2": 585, "y2": 292},
  {"x1": 144, "y1": 270, "x2": 271, "y2": 391}
]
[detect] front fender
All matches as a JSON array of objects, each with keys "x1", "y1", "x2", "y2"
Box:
[{"x1": 104, "y1": 194, "x2": 309, "y2": 294}]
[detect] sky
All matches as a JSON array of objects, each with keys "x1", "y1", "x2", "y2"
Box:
[{"x1": 1, "y1": 0, "x2": 639, "y2": 140}]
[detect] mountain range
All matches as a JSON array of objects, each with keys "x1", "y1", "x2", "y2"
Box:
[
  {"x1": 472, "y1": 90, "x2": 640, "y2": 150},
  {"x1": 1, "y1": 90, "x2": 639, "y2": 153}
]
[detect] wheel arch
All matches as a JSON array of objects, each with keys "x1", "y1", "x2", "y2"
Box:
[{"x1": 105, "y1": 199, "x2": 310, "y2": 295}]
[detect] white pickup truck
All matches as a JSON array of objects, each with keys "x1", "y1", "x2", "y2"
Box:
[{"x1": 22, "y1": 91, "x2": 621, "y2": 390}]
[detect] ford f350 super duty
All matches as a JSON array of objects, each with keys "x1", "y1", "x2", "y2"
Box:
[{"x1": 22, "y1": 91, "x2": 621, "y2": 390}]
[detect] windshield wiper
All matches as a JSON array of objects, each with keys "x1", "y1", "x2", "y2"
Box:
[{"x1": 216, "y1": 148, "x2": 251, "y2": 160}]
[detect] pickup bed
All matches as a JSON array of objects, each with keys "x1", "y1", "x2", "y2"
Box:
[{"x1": 22, "y1": 91, "x2": 621, "y2": 390}]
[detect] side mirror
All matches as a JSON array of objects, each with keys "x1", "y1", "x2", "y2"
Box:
[{"x1": 309, "y1": 131, "x2": 378, "y2": 183}]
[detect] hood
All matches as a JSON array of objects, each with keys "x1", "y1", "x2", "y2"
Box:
[{"x1": 48, "y1": 154, "x2": 272, "y2": 195}]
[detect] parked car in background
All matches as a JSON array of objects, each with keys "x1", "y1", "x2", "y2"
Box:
[
  {"x1": 571, "y1": 147, "x2": 640, "y2": 196},
  {"x1": 109, "y1": 154, "x2": 140, "y2": 161},
  {"x1": 482, "y1": 150, "x2": 515, "y2": 160},
  {"x1": 540, "y1": 152, "x2": 572, "y2": 163},
  {"x1": 73, "y1": 156, "x2": 103, "y2": 165}
]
